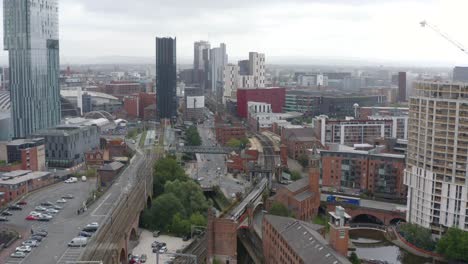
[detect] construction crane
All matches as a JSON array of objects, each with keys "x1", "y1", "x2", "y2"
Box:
[{"x1": 420, "y1": 20, "x2": 468, "y2": 56}]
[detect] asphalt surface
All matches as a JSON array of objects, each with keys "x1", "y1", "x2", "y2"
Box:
[
  {"x1": 2, "y1": 134, "x2": 151, "y2": 264},
  {"x1": 192, "y1": 118, "x2": 246, "y2": 198},
  {"x1": 2, "y1": 180, "x2": 98, "y2": 264}
]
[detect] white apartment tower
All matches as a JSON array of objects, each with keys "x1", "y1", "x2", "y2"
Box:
[
  {"x1": 405, "y1": 81, "x2": 468, "y2": 234},
  {"x1": 249, "y1": 52, "x2": 265, "y2": 88},
  {"x1": 222, "y1": 64, "x2": 239, "y2": 102},
  {"x1": 210, "y1": 43, "x2": 228, "y2": 97},
  {"x1": 194, "y1": 41, "x2": 210, "y2": 71}
]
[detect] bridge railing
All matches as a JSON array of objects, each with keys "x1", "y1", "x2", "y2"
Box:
[{"x1": 349, "y1": 223, "x2": 387, "y2": 231}]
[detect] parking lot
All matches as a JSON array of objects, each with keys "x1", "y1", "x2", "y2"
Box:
[
  {"x1": 0, "y1": 179, "x2": 103, "y2": 264},
  {"x1": 131, "y1": 230, "x2": 192, "y2": 264}
]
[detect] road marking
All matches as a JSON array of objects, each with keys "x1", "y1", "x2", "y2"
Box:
[
  {"x1": 56, "y1": 247, "x2": 84, "y2": 264},
  {"x1": 91, "y1": 193, "x2": 111, "y2": 216}
]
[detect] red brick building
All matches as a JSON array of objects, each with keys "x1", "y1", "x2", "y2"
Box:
[
  {"x1": 267, "y1": 164, "x2": 321, "y2": 221},
  {"x1": 85, "y1": 150, "x2": 105, "y2": 167},
  {"x1": 0, "y1": 138, "x2": 46, "y2": 172},
  {"x1": 226, "y1": 149, "x2": 259, "y2": 173},
  {"x1": 214, "y1": 115, "x2": 246, "y2": 145},
  {"x1": 281, "y1": 128, "x2": 323, "y2": 160},
  {"x1": 0, "y1": 171, "x2": 54, "y2": 205},
  {"x1": 321, "y1": 146, "x2": 406, "y2": 200},
  {"x1": 123, "y1": 92, "x2": 156, "y2": 120},
  {"x1": 236, "y1": 87, "x2": 286, "y2": 118},
  {"x1": 101, "y1": 81, "x2": 142, "y2": 100},
  {"x1": 262, "y1": 214, "x2": 350, "y2": 264},
  {"x1": 97, "y1": 162, "x2": 125, "y2": 187}
]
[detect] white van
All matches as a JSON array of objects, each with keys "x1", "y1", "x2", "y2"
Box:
[
  {"x1": 81, "y1": 176, "x2": 87, "y2": 182},
  {"x1": 68, "y1": 237, "x2": 87, "y2": 247}
]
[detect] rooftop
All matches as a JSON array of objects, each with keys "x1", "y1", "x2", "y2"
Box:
[
  {"x1": 285, "y1": 177, "x2": 309, "y2": 193},
  {"x1": 99, "y1": 161, "x2": 124, "y2": 171},
  {"x1": 0, "y1": 171, "x2": 51, "y2": 185},
  {"x1": 264, "y1": 214, "x2": 350, "y2": 264}
]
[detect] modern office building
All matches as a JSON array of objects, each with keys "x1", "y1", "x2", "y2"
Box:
[
  {"x1": 453, "y1": 66, "x2": 468, "y2": 83},
  {"x1": 284, "y1": 90, "x2": 321, "y2": 116},
  {"x1": 210, "y1": 43, "x2": 228, "y2": 98},
  {"x1": 4, "y1": 0, "x2": 61, "y2": 138},
  {"x1": 405, "y1": 81, "x2": 468, "y2": 233},
  {"x1": 0, "y1": 138, "x2": 46, "y2": 171},
  {"x1": 156, "y1": 37, "x2": 177, "y2": 119},
  {"x1": 194, "y1": 41, "x2": 210, "y2": 71},
  {"x1": 32, "y1": 124, "x2": 100, "y2": 168},
  {"x1": 237, "y1": 87, "x2": 286, "y2": 118},
  {"x1": 398, "y1": 72, "x2": 407, "y2": 102}
]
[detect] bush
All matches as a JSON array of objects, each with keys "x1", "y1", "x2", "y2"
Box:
[
  {"x1": 297, "y1": 154, "x2": 309, "y2": 168},
  {"x1": 398, "y1": 223, "x2": 436, "y2": 251},
  {"x1": 186, "y1": 126, "x2": 201, "y2": 146},
  {"x1": 437, "y1": 227, "x2": 468, "y2": 262},
  {"x1": 290, "y1": 171, "x2": 302, "y2": 181}
]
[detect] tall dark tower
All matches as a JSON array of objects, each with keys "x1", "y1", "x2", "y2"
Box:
[
  {"x1": 398, "y1": 72, "x2": 407, "y2": 102},
  {"x1": 156, "y1": 37, "x2": 177, "y2": 120}
]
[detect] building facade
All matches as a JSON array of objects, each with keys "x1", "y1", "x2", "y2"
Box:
[
  {"x1": 453, "y1": 66, "x2": 468, "y2": 83},
  {"x1": 222, "y1": 64, "x2": 239, "y2": 101},
  {"x1": 321, "y1": 145, "x2": 406, "y2": 200},
  {"x1": 249, "y1": 52, "x2": 266, "y2": 88},
  {"x1": 210, "y1": 43, "x2": 228, "y2": 98},
  {"x1": 194, "y1": 41, "x2": 210, "y2": 71},
  {"x1": 284, "y1": 90, "x2": 321, "y2": 116},
  {"x1": 405, "y1": 82, "x2": 468, "y2": 233},
  {"x1": 237, "y1": 87, "x2": 286, "y2": 118},
  {"x1": 1, "y1": 138, "x2": 46, "y2": 171},
  {"x1": 4, "y1": 0, "x2": 61, "y2": 138},
  {"x1": 33, "y1": 125, "x2": 100, "y2": 168},
  {"x1": 156, "y1": 37, "x2": 177, "y2": 119}
]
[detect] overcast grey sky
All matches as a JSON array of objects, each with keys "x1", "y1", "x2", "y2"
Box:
[{"x1": 2, "y1": 0, "x2": 468, "y2": 66}]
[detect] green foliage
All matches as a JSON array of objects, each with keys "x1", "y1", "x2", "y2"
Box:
[
  {"x1": 141, "y1": 193, "x2": 185, "y2": 231},
  {"x1": 85, "y1": 168, "x2": 97, "y2": 178},
  {"x1": 349, "y1": 252, "x2": 361, "y2": 264},
  {"x1": 240, "y1": 137, "x2": 250, "y2": 147},
  {"x1": 0, "y1": 160, "x2": 6, "y2": 166},
  {"x1": 139, "y1": 130, "x2": 147, "y2": 147},
  {"x1": 269, "y1": 202, "x2": 291, "y2": 217},
  {"x1": 398, "y1": 223, "x2": 436, "y2": 251},
  {"x1": 226, "y1": 138, "x2": 242, "y2": 148},
  {"x1": 170, "y1": 213, "x2": 191, "y2": 236},
  {"x1": 126, "y1": 127, "x2": 140, "y2": 139},
  {"x1": 436, "y1": 227, "x2": 468, "y2": 262},
  {"x1": 186, "y1": 126, "x2": 201, "y2": 146},
  {"x1": 297, "y1": 154, "x2": 309, "y2": 168},
  {"x1": 164, "y1": 180, "x2": 211, "y2": 216},
  {"x1": 213, "y1": 258, "x2": 222, "y2": 264},
  {"x1": 290, "y1": 170, "x2": 302, "y2": 181},
  {"x1": 153, "y1": 157, "x2": 187, "y2": 196}
]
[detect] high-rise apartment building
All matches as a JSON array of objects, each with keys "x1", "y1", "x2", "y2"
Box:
[
  {"x1": 249, "y1": 52, "x2": 266, "y2": 88},
  {"x1": 453, "y1": 66, "x2": 468, "y2": 83},
  {"x1": 4, "y1": 0, "x2": 61, "y2": 138},
  {"x1": 194, "y1": 41, "x2": 210, "y2": 71},
  {"x1": 222, "y1": 64, "x2": 239, "y2": 101},
  {"x1": 209, "y1": 43, "x2": 228, "y2": 98},
  {"x1": 156, "y1": 37, "x2": 177, "y2": 119},
  {"x1": 405, "y1": 81, "x2": 468, "y2": 233}
]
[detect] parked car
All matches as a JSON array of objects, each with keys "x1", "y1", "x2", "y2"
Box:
[
  {"x1": 182, "y1": 235, "x2": 190, "y2": 241},
  {"x1": 152, "y1": 230, "x2": 160, "y2": 237},
  {"x1": 8, "y1": 205, "x2": 22, "y2": 210},
  {"x1": 10, "y1": 251, "x2": 26, "y2": 258},
  {"x1": 15, "y1": 246, "x2": 32, "y2": 252},
  {"x1": 63, "y1": 194, "x2": 74, "y2": 199},
  {"x1": 22, "y1": 240, "x2": 38, "y2": 247},
  {"x1": 29, "y1": 211, "x2": 41, "y2": 217},
  {"x1": 17, "y1": 201, "x2": 27, "y2": 205},
  {"x1": 81, "y1": 176, "x2": 87, "y2": 182},
  {"x1": 37, "y1": 215, "x2": 50, "y2": 222},
  {"x1": 40, "y1": 201, "x2": 54, "y2": 207},
  {"x1": 158, "y1": 246, "x2": 167, "y2": 254},
  {"x1": 1, "y1": 211, "x2": 13, "y2": 216},
  {"x1": 34, "y1": 231, "x2": 48, "y2": 237},
  {"x1": 0, "y1": 216, "x2": 8, "y2": 222},
  {"x1": 30, "y1": 235, "x2": 43, "y2": 242},
  {"x1": 68, "y1": 237, "x2": 87, "y2": 247},
  {"x1": 25, "y1": 215, "x2": 38, "y2": 221},
  {"x1": 46, "y1": 208, "x2": 59, "y2": 214},
  {"x1": 78, "y1": 231, "x2": 93, "y2": 237},
  {"x1": 56, "y1": 199, "x2": 67, "y2": 204},
  {"x1": 141, "y1": 254, "x2": 147, "y2": 263},
  {"x1": 34, "y1": 206, "x2": 47, "y2": 211}
]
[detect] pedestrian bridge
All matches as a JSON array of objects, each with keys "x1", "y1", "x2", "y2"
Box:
[{"x1": 176, "y1": 145, "x2": 239, "y2": 154}]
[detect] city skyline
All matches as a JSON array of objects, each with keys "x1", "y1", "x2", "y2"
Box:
[{"x1": 0, "y1": 0, "x2": 467, "y2": 66}]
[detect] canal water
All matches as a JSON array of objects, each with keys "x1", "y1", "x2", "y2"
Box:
[{"x1": 350, "y1": 229, "x2": 432, "y2": 264}]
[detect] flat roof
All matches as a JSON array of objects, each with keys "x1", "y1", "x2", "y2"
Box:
[{"x1": 0, "y1": 171, "x2": 51, "y2": 185}]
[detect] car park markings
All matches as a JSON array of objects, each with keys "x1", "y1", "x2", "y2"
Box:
[
  {"x1": 56, "y1": 247, "x2": 84, "y2": 264},
  {"x1": 91, "y1": 193, "x2": 111, "y2": 216}
]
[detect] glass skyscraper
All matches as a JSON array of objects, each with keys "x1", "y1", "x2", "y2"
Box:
[
  {"x1": 4, "y1": 0, "x2": 61, "y2": 138},
  {"x1": 156, "y1": 37, "x2": 177, "y2": 119}
]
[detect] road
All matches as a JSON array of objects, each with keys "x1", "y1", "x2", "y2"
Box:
[
  {"x1": 190, "y1": 117, "x2": 246, "y2": 198},
  {"x1": 2, "y1": 131, "x2": 153, "y2": 264}
]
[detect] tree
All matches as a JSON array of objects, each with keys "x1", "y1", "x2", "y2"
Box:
[
  {"x1": 437, "y1": 227, "x2": 468, "y2": 262},
  {"x1": 290, "y1": 170, "x2": 302, "y2": 181},
  {"x1": 240, "y1": 137, "x2": 250, "y2": 148},
  {"x1": 226, "y1": 138, "x2": 241, "y2": 148},
  {"x1": 140, "y1": 193, "x2": 185, "y2": 231},
  {"x1": 349, "y1": 252, "x2": 361, "y2": 264},
  {"x1": 398, "y1": 223, "x2": 436, "y2": 251},
  {"x1": 186, "y1": 126, "x2": 201, "y2": 146},
  {"x1": 189, "y1": 212, "x2": 207, "y2": 227},
  {"x1": 170, "y1": 213, "x2": 191, "y2": 236},
  {"x1": 297, "y1": 154, "x2": 309, "y2": 168},
  {"x1": 164, "y1": 180, "x2": 211, "y2": 216},
  {"x1": 153, "y1": 157, "x2": 188, "y2": 195},
  {"x1": 269, "y1": 202, "x2": 290, "y2": 217}
]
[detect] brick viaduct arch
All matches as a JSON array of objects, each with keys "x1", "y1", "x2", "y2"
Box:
[{"x1": 326, "y1": 204, "x2": 406, "y2": 226}]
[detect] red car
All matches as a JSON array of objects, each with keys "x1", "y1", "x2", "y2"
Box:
[
  {"x1": 25, "y1": 215, "x2": 38, "y2": 221},
  {"x1": 17, "y1": 201, "x2": 27, "y2": 205}
]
